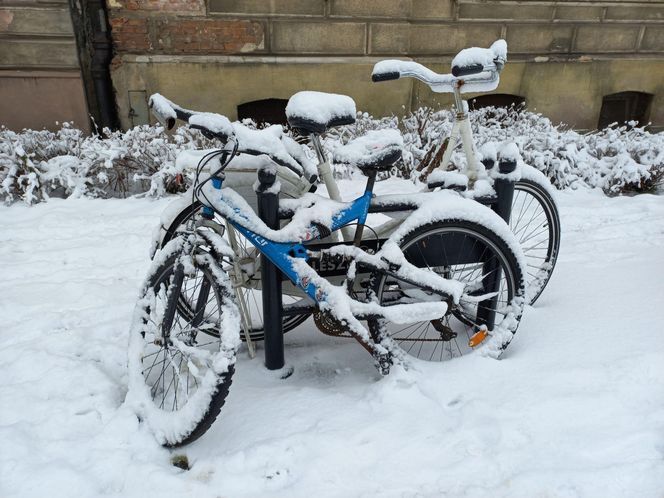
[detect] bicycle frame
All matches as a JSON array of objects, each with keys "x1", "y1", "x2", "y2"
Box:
[{"x1": 212, "y1": 178, "x2": 374, "y2": 304}]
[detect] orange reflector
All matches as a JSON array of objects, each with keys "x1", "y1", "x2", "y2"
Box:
[{"x1": 468, "y1": 329, "x2": 489, "y2": 348}]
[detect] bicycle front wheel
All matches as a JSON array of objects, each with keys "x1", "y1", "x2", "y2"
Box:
[
  {"x1": 370, "y1": 219, "x2": 525, "y2": 362},
  {"x1": 127, "y1": 241, "x2": 239, "y2": 447},
  {"x1": 512, "y1": 177, "x2": 561, "y2": 305},
  {"x1": 159, "y1": 201, "x2": 310, "y2": 339}
]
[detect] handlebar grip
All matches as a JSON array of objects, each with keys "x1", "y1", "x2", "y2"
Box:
[
  {"x1": 152, "y1": 111, "x2": 176, "y2": 130},
  {"x1": 149, "y1": 94, "x2": 177, "y2": 130},
  {"x1": 451, "y1": 63, "x2": 485, "y2": 77},
  {"x1": 372, "y1": 71, "x2": 400, "y2": 82}
]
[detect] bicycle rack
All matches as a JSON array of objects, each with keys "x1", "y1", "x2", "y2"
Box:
[
  {"x1": 256, "y1": 166, "x2": 285, "y2": 371},
  {"x1": 256, "y1": 159, "x2": 516, "y2": 369},
  {"x1": 479, "y1": 157, "x2": 517, "y2": 330}
]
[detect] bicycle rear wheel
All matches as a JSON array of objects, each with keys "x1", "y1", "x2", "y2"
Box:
[
  {"x1": 370, "y1": 219, "x2": 525, "y2": 362},
  {"x1": 512, "y1": 177, "x2": 560, "y2": 305},
  {"x1": 127, "y1": 239, "x2": 239, "y2": 447}
]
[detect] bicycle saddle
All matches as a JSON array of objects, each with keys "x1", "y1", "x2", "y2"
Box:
[
  {"x1": 286, "y1": 91, "x2": 356, "y2": 135},
  {"x1": 333, "y1": 129, "x2": 402, "y2": 173}
]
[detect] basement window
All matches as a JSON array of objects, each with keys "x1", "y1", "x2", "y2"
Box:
[
  {"x1": 237, "y1": 98, "x2": 288, "y2": 126},
  {"x1": 469, "y1": 94, "x2": 525, "y2": 110},
  {"x1": 598, "y1": 91, "x2": 653, "y2": 129}
]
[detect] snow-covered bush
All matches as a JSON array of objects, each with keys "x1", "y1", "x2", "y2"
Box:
[
  {"x1": 0, "y1": 124, "x2": 215, "y2": 204},
  {"x1": 1, "y1": 108, "x2": 662, "y2": 205},
  {"x1": 331, "y1": 106, "x2": 663, "y2": 194}
]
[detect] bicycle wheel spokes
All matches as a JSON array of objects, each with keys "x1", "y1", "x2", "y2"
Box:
[
  {"x1": 141, "y1": 261, "x2": 223, "y2": 413},
  {"x1": 372, "y1": 221, "x2": 520, "y2": 362},
  {"x1": 163, "y1": 206, "x2": 309, "y2": 340},
  {"x1": 511, "y1": 179, "x2": 561, "y2": 304}
]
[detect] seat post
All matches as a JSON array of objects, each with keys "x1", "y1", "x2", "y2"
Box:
[
  {"x1": 311, "y1": 133, "x2": 353, "y2": 242},
  {"x1": 353, "y1": 170, "x2": 377, "y2": 245},
  {"x1": 311, "y1": 133, "x2": 343, "y2": 203},
  {"x1": 453, "y1": 84, "x2": 466, "y2": 119}
]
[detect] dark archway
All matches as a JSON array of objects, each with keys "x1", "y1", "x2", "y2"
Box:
[
  {"x1": 237, "y1": 98, "x2": 289, "y2": 126},
  {"x1": 469, "y1": 94, "x2": 525, "y2": 110},
  {"x1": 598, "y1": 91, "x2": 653, "y2": 129}
]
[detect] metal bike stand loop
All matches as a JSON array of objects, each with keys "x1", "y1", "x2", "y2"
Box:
[
  {"x1": 477, "y1": 157, "x2": 517, "y2": 330},
  {"x1": 255, "y1": 166, "x2": 286, "y2": 371}
]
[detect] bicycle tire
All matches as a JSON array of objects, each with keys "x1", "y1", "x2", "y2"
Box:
[
  {"x1": 159, "y1": 201, "x2": 310, "y2": 340},
  {"x1": 512, "y1": 177, "x2": 561, "y2": 305},
  {"x1": 369, "y1": 219, "x2": 525, "y2": 362},
  {"x1": 127, "y1": 239, "x2": 239, "y2": 447}
]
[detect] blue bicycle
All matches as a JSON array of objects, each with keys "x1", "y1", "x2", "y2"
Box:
[{"x1": 128, "y1": 79, "x2": 526, "y2": 446}]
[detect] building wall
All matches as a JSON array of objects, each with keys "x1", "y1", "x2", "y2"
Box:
[
  {"x1": 0, "y1": 0, "x2": 90, "y2": 132},
  {"x1": 108, "y1": 0, "x2": 664, "y2": 130}
]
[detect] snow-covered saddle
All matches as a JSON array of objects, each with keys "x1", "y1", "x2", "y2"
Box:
[
  {"x1": 333, "y1": 129, "x2": 403, "y2": 173},
  {"x1": 286, "y1": 91, "x2": 357, "y2": 134}
]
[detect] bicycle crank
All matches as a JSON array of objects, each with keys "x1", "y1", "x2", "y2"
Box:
[
  {"x1": 430, "y1": 319, "x2": 457, "y2": 341},
  {"x1": 314, "y1": 310, "x2": 353, "y2": 337}
]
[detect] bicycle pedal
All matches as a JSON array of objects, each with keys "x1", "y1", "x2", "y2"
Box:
[
  {"x1": 380, "y1": 256, "x2": 401, "y2": 272},
  {"x1": 374, "y1": 354, "x2": 392, "y2": 376}
]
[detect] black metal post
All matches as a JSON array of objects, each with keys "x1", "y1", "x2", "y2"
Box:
[
  {"x1": 492, "y1": 158, "x2": 517, "y2": 225},
  {"x1": 477, "y1": 158, "x2": 517, "y2": 330},
  {"x1": 256, "y1": 167, "x2": 284, "y2": 370}
]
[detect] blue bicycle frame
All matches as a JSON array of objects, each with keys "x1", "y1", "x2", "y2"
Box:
[{"x1": 203, "y1": 178, "x2": 373, "y2": 305}]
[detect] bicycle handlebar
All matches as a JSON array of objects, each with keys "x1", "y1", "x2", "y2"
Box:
[
  {"x1": 149, "y1": 94, "x2": 234, "y2": 142},
  {"x1": 148, "y1": 93, "x2": 318, "y2": 184},
  {"x1": 372, "y1": 39, "x2": 507, "y2": 94}
]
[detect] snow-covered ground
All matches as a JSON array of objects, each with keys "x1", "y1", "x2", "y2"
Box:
[{"x1": 1, "y1": 182, "x2": 663, "y2": 498}]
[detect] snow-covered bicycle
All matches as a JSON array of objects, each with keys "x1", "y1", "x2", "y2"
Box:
[
  {"x1": 127, "y1": 46, "x2": 528, "y2": 444},
  {"x1": 152, "y1": 40, "x2": 559, "y2": 346}
]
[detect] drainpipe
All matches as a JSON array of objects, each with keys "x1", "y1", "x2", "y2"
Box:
[{"x1": 69, "y1": 0, "x2": 119, "y2": 133}]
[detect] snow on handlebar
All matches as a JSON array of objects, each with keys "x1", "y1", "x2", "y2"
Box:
[
  {"x1": 148, "y1": 93, "x2": 317, "y2": 182},
  {"x1": 148, "y1": 93, "x2": 235, "y2": 142},
  {"x1": 372, "y1": 39, "x2": 507, "y2": 94}
]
